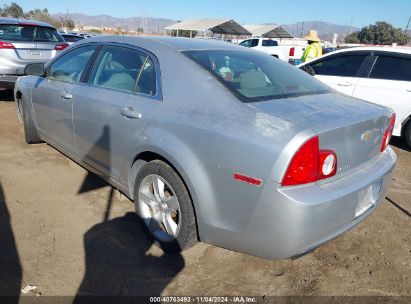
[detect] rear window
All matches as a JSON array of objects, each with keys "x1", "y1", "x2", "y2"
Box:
[
  {"x1": 0, "y1": 24, "x2": 63, "y2": 42},
  {"x1": 184, "y1": 50, "x2": 329, "y2": 102},
  {"x1": 262, "y1": 40, "x2": 278, "y2": 47}
]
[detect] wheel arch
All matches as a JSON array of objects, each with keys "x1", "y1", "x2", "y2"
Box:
[
  {"x1": 127, "y1": 147, "x2": 206, "y2": 241},
  {"x1": 400, "y1": 113, "x2": 411, "y2": 137}
]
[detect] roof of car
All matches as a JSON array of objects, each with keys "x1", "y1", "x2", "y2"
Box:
[
  {"x1": 79, "y1": 35, "x2": 243, "y2": 52},
  {"x1": 62, "y1": 33, "x2": 84, "y2": 37},
  {"x1": 0, "y1": 17, "x2": 55, "y2": 29},
  {"x1": 325, "y1": 46, "x2": 411, "y2": 56}
]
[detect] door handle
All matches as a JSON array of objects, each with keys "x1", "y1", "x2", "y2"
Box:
[
  {"x1": 60, "y1": 92, "x2": 72, "y2": 100},
  {"x1": 337, "y1": 82, "x2": 353, "y2": 87},
  {"x1": 120, "y1": 107, "x2": 142, "y2": 119}
]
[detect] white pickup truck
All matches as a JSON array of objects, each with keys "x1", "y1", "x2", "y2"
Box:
[{"x1": 238, "y1": 38, "x2": 305, "y2": 64}]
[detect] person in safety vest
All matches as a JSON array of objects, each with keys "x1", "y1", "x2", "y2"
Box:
[{"x1": 301, "y1": 30, "x2": 322, "y2": 63}]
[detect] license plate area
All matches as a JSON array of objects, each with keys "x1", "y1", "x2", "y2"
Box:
[{"x1": 354, "y1": 180, "x2": 383, "y2": 218}]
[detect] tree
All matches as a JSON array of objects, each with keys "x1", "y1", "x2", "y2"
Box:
[
  {"x1": 59, "y1": 16, "x2": 75, "y2": 30},
  {"x1": 25, "y1": 8, "x2": 61, "y2": 28},
  {"x1": 345, "y1": 21, "x2": 409, "y2": 45},
  {"x1": 0, "y1": 2, "x2": 24, "y2": 18}
]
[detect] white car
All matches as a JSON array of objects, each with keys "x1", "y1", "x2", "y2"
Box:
[{"x1": 299, "y1": 47, "x2": 411, "y2": 148}]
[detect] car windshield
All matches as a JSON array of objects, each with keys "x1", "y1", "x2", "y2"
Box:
[
  {"x1": 184, "y1": 50, "x2": 330, "y2": 102},
  {"x1": 0, "y1": 24, "x2": 63, "y2": 42}
]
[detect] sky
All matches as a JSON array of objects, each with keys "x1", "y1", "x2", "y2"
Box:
[{"x1": 5, "y1": 0, "x2": 411, "y2": 28}]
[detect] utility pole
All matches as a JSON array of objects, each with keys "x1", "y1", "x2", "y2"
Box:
[
  {"x1": 300, "y1": 22, "x2": 305, "y2": 38},
  {"x1": 405, "y1": 16, "x2": 411, "y2": 34},
  {"x1": 349, "y1": 17, "x2": 354, "y2": 34}
]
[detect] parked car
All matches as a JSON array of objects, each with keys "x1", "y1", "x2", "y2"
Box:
[
  {"x1": 15, "y1": 37, "x2": 396, "y2": 259},
  {"x1": 299, "y1": 47, "x2": 411, "y2": 148},
  {"x1": 0, "y1": 17, "x2": 68, "y2": 91},
  {"x1": 61, "y1": 33, "x2": 85, "y2": 45},
  {"x1": 238, "y1": 37, "x2": 305, "y2": 64}
]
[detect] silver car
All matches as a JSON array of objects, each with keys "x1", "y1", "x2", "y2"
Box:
[
  {"x1": 14, "y1": 36, "x2": 396, "y2": 259},
  {"x1": 0, "y1": 17, "x2": 68, "y2": 90}
]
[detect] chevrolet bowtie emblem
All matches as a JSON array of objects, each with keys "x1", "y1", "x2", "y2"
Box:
[{"x1": 361, "y1": 131, "x2": 372, "y2": 141}]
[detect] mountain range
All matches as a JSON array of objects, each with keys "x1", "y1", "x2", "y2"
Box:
[{"x1": 52, "y1": 13, "x2": 360, "y2": 41}]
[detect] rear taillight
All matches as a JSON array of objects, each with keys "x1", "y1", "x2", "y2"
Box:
[
  {"x1": 380, "y1": 114, "x2": 396, "y2": 152},
  {"x1": 281, "y1": 136, "x2": 337, "y2": 186},
  {"x1": 54, "y1": 43, "x2": 69, "y2": 51},
  {"x1": 0, "y1": 41, "x2": 15, "y2": 49},
  {"x1": 289, "y1": 47, "x2": 295, "y2": 57},
  {"x1": 318, "y1": 150, "x2": 337, "y2": 180}
]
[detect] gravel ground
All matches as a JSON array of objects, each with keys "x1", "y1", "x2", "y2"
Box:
[{"x1": 0, "y1": 93, "x2": 410, "y2": 300}]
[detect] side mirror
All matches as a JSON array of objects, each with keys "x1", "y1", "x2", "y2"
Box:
[
  {"x1": 24, "y1": 63, "x2": 45, "y2": 76},
  {"x1": 301, "y1": 65, "x2": 316, "y2": 76}
]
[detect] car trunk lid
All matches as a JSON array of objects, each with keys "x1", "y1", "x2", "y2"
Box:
[
  {"x1": 249, "y1": 92, "x2": 392, "y2": 177},
  {"x1": 11, "y1": 41, "x2": 57, "y2": 61}
]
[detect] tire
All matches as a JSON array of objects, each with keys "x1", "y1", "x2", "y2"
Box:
[
  {"x1": 405, "y1": 121, "x2": 411, "y2": 150},
  {"x1": 22, "y1": 101, "x2": 43, "y2": 144},
  {"x1": 134, "y1": 160, "x2": 197, "y2": 253}
]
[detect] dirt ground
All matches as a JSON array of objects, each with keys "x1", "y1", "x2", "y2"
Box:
[{"x1": 0, "y1": 92, "x2": 410, "y2": 299}]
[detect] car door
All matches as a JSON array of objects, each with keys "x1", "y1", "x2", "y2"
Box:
[
  {"x1": 353, "y1": 53, "x2": 411, "y2": 136},
  {"x1": 73, "y1": 44, "x2": 161, "y2": 180},
  {"x1": 306, "y1": 52, "x2": 370, "y2": 96},
  {"x1": 31, "y1": 45, "x2": 98, "y2": 155}
]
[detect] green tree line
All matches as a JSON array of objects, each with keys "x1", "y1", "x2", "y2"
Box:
[
  {"x1": 0, "y1": 2, "x2": 75, "y2": 30},
  {"x1": 345, "y1": 21, "x2": 409, "y2": 45}
]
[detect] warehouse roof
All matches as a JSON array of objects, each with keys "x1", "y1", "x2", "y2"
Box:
[
  {"x1": 165, "y1": 19, "x2": 251, "y2": 35},
  {"x1": 243, "y1": 24, "x2": 293, "y2": 38}
]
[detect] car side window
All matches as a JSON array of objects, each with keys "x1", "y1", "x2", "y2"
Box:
[
  {"x1": 47, "y1": 45, "x2": 97, "y2": 83},
  {"x1": 309, "y1": 54, "x2": 367, "y2": 77},
  {"x1": 135, "y1": 56, "x2": 157, "y2": 96},
  {"x1": 90, "y1": 46, "x2": 155, "y2": 94},
  {"x1": 239, "y1": 40, "x2": 252, "y2": 48},
  {"x1": 251, "y1": 39, "x2": 259, "y2": 47},
  {"x1": 369, "y1": 55, "x2": 411, "y2": 81},
  {"x1": 262, "y1": 40, "x2": 278, "y2": 47}
]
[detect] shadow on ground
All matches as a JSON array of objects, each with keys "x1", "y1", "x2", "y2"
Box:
[
  {"x1": 0, "y1": 90, "x2": 14, "y2": 102},
  {"x1": 0, "y1": 182, "x2": 22, "y2": 303},
  {"x1": 74, "y1": 125, "x2": 184, "y2": 300},
  {"x1": 390, "y1": 137, "x2": 410, "y2": 152}
]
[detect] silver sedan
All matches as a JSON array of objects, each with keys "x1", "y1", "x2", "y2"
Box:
[{"x1": 14, "y1": 36, "x2": 396, "y2": 259}]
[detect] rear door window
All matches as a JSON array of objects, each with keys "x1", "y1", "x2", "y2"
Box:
[
  {"x1": 262, "y1": 40, "x2": 278, "y2": 47},
  {"x1": 369, "y1": 55, "x2": 411, "y2": 81},
  {"x1": 0, "y1": 24, "x2": 63, "y2": 42},
  {"x1": 309, "y1": 54, "x2": 368, "y2": 77},
  {"x1": 47, "y1": 45, "x2": 97, "y2": 82},
  {"x1": 89, "y1": 46, "x2": 157, "y2": 95}
]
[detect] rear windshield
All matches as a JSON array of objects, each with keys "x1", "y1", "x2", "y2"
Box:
[
  {"x1": 0, "y1": 24, "x2": 63, "y2": 42},
  {"x1": 184, "y1": 50, "x2": 329, "y2": 102}
]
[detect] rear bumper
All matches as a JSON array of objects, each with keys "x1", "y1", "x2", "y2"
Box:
[
  {"x1": 0, "y1": 75, "x2": 20, "y2": 89},
  {"x1": 203, "y1": 148, "x2": 396, "y2": 259}
]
